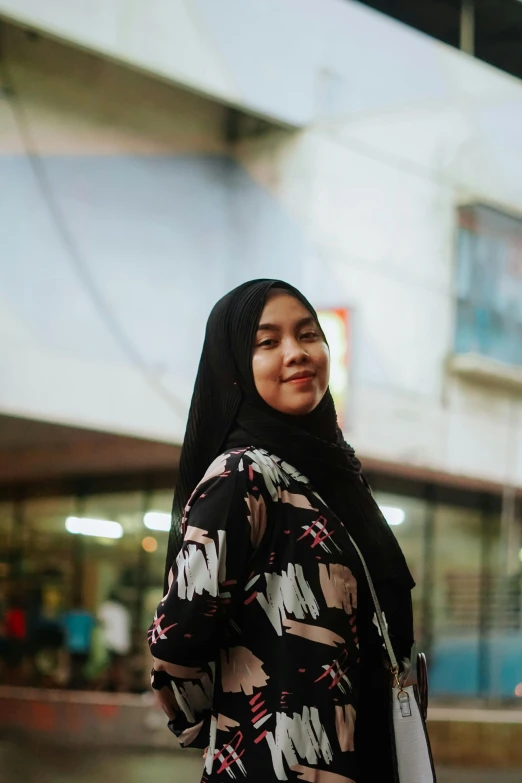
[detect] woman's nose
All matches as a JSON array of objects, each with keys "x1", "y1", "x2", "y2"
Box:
[{"x1": 283, "y1": 340, "x2": 309, "y2": 365}]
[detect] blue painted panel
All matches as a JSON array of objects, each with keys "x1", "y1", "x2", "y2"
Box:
[{"x1": 430, "y1": 633, "x2": 522, "y2": 698}]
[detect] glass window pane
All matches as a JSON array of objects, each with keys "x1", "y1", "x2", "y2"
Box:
[
  {"x1": 0, "y1": 502, "x2": 14, "y2": 614},
  {"x1": 456, "y1": 205, "x2": 522, "y2": 366},
  {"x1": 430, "y1": 504, "x2": 482, "y2": 698},
  {"x1": 79, "y1": 492, "x2": 142, "y2": 611},
  {"x1": 141, "y1": 490, "x2": 172, "y2": 634},
  {"x1": 24, "y1": 496, "x2": 77, "y2": 606},
  {"x1": 374, "y1": 491, "x2": 426, "y2": 644}
]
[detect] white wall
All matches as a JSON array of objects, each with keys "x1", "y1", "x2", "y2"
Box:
[
  {"x1": 3, "y1": 0, "x2": 522, "y2": 131},
  {"x1": 236, "y1": 122, "x2": 522, "y2": 487},
  {"x1": 0, "y1": 27, "x2": 306, "y2": 443},
  {"x1": 229, "y1": 19, "x2": 522, "y2": 487},
  {"x1": 2, "y1": 7, "x2": 522, "y2": 488},
  {"x1": 0, "y1": 27, "x2": 225, "y2": 443},
  {"x1": 0, "y1": 0, "x2": 323, "y2": 126}
]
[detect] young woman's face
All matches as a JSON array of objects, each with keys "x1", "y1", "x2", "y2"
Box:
[{"x1": 252, "y1": 291, "x2": 330, "y2": 416}]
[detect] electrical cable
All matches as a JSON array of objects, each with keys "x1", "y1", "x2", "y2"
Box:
[
  {"x1": 0, "y1": 23, "x2": 187, "y2": 420},
  {"x1": 0, "y1": 23, "x2": 508, "y2": 437}
]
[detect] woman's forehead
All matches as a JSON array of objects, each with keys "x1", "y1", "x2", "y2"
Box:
[{"x1": 259, "y1": 291, "x2": 312, "y2": 322}]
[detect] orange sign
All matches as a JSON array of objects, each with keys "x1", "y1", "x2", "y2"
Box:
[{"x1": 317, "y1": 308, "x2": 351, "y2": 429}]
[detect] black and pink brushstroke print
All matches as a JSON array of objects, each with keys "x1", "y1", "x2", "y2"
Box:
[{"x1": 149, "y1": 447, "x2": 374, "y2": 782}]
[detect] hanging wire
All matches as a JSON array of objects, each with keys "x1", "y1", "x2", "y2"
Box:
[
  {"x1": 1, "y1": 24, "x2": 516, "y2": 446},
  {"x1": 0, "y1": 23, "x2": 187, "y2": 419}
]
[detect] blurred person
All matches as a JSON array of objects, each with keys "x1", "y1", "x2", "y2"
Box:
[
  {"x1": 0, "y1": 618, "x2": 6, "y2": 682},
  {"x1": 61, "y1": 599, "x2": 95, "y2": 689},
  {"x1": 4, "y1": 597, "x2": 27, "y2": 645},
  {"x1": 2, "y1": 596, "x2": 29, "y2": 683},
  {"x1": 98, "y1": 590, "x2": 131, "y2": 691},
  {"x1": 31, "y1": 618, "x2": 66, "y2": 687},
  {"x1": 30, "y1": 586, "x2": 66, "y2": 687},
  {"x1": 148, "y1": 280, "x2": 416, "y2": 782},
  {"x1": 0, "y1": 590, "x2": 6, "y2": 678}
]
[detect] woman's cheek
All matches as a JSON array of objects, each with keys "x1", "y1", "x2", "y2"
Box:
[{"x1": 319, "y1": 350, "x2": 330, "y2": 391}]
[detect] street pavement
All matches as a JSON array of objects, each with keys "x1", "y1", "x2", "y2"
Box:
[{"x1": 1, "y1": 740, "x2": 521, "y2": 783}]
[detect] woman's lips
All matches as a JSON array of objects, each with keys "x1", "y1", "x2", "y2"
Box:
[{"x1": 286, "y1": 375, "x2": 315, "y2": 385}]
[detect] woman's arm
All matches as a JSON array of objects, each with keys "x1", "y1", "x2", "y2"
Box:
[{"x1": 148, "y1": 451, "x2": 266, "y2": 747}]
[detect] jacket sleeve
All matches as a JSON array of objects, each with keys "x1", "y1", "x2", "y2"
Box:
[{"x1": 148, "y1": 451, "x2": 267, "y2": 747}]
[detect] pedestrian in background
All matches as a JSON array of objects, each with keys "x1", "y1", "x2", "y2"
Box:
[
  {"x1": 98, "y1": 590, "x2": 131, "y2": 692},
  {"x1": 2, "y1": 596, "x2": 29, "y2": 684},
  {"x1": 62, "y1": 599, "x2": 95, "y2": 690},
  {"x1": 148, "y1": 280, "x2": 416, "y2": 782}
]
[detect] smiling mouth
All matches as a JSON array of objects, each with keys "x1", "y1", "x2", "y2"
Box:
[{"x1": 284, "y1": 372, "x2": 316, "y2": 384}]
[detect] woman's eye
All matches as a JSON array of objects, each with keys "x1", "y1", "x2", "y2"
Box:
[
  {"x1": 258, "y1": 339, "x2": 277, "y2": 348},
  {"x1": 301, "y1": 331, "x2": 318, "y2": 340}
]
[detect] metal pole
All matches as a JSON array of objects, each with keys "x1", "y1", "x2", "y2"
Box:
[
  {"x1": 500, "y1": 397, "x2": 519, "y2": 578},
  {"x1": 478, "y1": 494, "x2": 491, "y2": 700},
  {"x1": 72, "y1": 493, "x2": 86, "y2": 605},
  {"x1": 489, "y1": 396, "x2": 520, "y2": 701},
  {"x1": 133, "y1": 487, "x2": 152, "y2": 652},
  {"x1": 421, "y1": 486, "x2": 436, "y2": 658},
  {"x1": 460, "y1": 0, "x2": 475, "y2": 56}
]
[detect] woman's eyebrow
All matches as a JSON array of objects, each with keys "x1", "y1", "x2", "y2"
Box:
[
  {"x1": 296, "y1": 316, "x2": 316, "y2": 329},
  {"x1": 257, "y1": 316, "x2": 316, "y2": 332}
]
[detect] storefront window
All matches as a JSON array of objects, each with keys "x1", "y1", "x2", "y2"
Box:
[
  {"x1": 0, "y1": 491, "x2": 170, "y2": 691},
  {"x1": 430, "y1": 502, "x2": 487, "y2": 699},
  {"x1": 0, "y1": 501, "x2": 13, "y2": 545},
  {"x1": 1, "y1": 482, "x2": 519, "y2": 701},
  {"x1": 373, "y1": 487, "x2": 522, "y2": 701},
  {"x1": 80, "y1": 491, "x2": 143, "y2": 609},
  {"x1": 141, "y1": 490, "x2": 171, "y2": 634},
  {"x1": 374, "y1": 491, "x2": 427, "y2": 645},
  {"x1": 0, "y1": 502, "x2": 14, "y2": 624}
]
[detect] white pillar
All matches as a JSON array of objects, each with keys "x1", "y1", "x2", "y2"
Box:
[{"x1": 460, "y1": 0, "x2": 475, "y2": 56}]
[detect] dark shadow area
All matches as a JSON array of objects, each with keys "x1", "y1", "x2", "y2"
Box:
[{"x1": 356, "y1": 0, "x2": 522, "y2": 82}]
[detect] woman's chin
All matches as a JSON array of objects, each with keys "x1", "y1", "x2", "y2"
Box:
[{"x1": 277, "y1": 396, "x2": 321, "y2": 416}]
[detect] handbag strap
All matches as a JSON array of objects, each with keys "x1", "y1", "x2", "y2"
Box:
[
  {"x1": 344, "y1": 531, "x2": 400, "y2": 676},
  {"x1": 311, "y1": 484, "x2": 401, "y2": 675}
]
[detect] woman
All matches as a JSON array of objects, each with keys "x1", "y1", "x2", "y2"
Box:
[{"x1": 149, "y1": 279, "x2": 415, "y2": 782}]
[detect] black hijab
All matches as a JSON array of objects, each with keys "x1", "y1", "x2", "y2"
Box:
[{"x1": 166, "y1": 279, "x2": 414, "y2": 593}]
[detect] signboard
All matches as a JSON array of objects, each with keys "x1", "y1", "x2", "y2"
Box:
[
  {"x1": 455, "y1": 205, "x2": 522, "y2": 366},
  {"x1": 317, "y1": 308, "x2": 351, "y2": 429}
]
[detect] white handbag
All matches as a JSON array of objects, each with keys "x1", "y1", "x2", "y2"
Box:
[{"x1": 348, "y1": 533, "x2": 437, "y2": 783}]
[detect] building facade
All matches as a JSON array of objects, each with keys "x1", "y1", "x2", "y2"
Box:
[{"x1": 1, "y1": 1, "x2": 522, "y2": 698}]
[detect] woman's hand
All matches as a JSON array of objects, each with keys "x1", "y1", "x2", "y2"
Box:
[
  {"x1": 150, "y1": 667, "x2": 179, "y2": 720},
  {"x1": 153, "y1": 684, "x2": 179, "y2": 720}
]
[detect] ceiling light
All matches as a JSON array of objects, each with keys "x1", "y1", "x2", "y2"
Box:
[
  {"x1": 379, "y1": 506, "x2": 405, "y2": 526},
  {"x1": 144, "y1": 511, "x2": 171, "y2": 532},
  {"x1": 65, "y1": 516, "x2": 123, "y2": 539}
]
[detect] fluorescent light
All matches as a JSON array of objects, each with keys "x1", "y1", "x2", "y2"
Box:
[
  {"x1": 65, "y1": 516, "x2": 123, "y2": 539},
  {"x1": 144, "y1": 511, "x2": 171, "y2": 532},
  {"x1": 379, "y1": 506, "x2": 405, "y2": 526}
]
